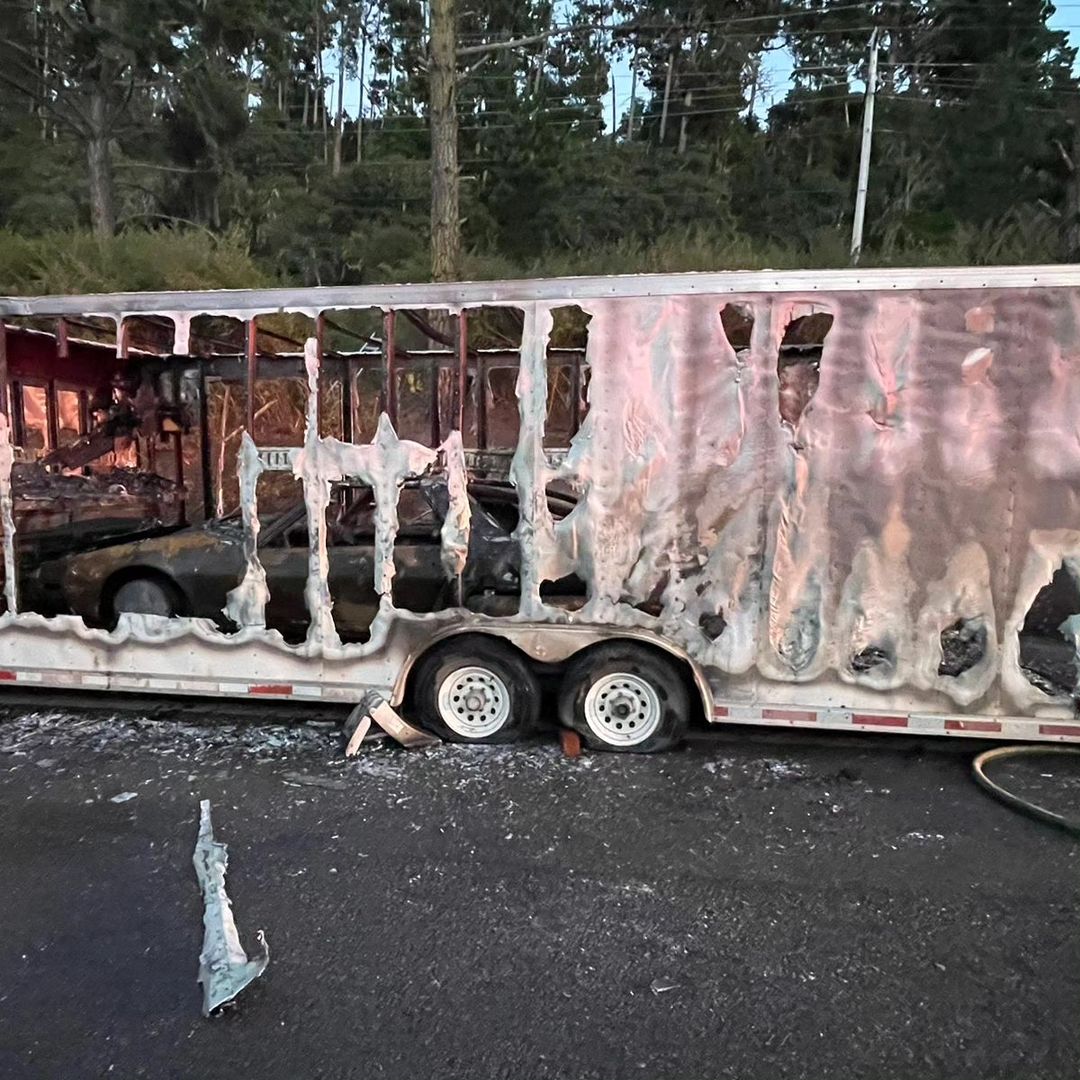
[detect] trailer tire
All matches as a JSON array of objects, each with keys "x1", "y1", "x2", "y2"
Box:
[
  {"x1": 411, "y1": 637, "x2": 539, "y2": 744},
  {"x1": 559, "y1": 642, "x2": 689, "y2": 753}
]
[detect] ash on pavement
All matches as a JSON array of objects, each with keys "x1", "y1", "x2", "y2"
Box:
[{"x1": 1, "y1": 706, "x2": 1078, "y2": 1080}]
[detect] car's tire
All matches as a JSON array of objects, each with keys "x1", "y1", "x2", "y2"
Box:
[
  {"x1": 410, "y1": 637, "x2": 540, "y2": 744},
  {"x1": 109, "y1": 575, "x2": 182, "y2": 621},
  {"x1": 558, "y1": 642, "x2": 689, "y2": 753}
]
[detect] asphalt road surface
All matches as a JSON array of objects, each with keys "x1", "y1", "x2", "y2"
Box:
[{"x1": 1, "y1": 697, "x2": 1078, "y2": 1080}]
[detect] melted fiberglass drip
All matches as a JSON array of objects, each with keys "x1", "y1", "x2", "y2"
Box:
[
  {"x1": 509, "y1": 303, "x2": 557, "y2": 619},
  {"x1": 193, "y1": 799, "x2": 269, "y2": 1015},
  {"x1": 552, "y1": 296, "x2": 689, "y2": 624},
  {"x1": 172, "y1": 313, "x2": 192, "y2": 356},
  {"x1": 834, "y1": 503, "x2": 915, "y2": 690},
  {"x1": 662, "y1": 299, "x2": 766, "y2": 674},
  {"x1": 630, "y1": 296, "x2": 761, "y2": 667},
  {"x1": 825, "y1": 300, "x2": 921, "y2": 689},
  {"x1": 440, "y1": 429, "x2": 471, "y2": 582},
  {"x1": 224, "y1": 432, "x2": 269, "y2": 629},
  {"x1": 1027, "y1": 291, "x2": 1080, "y2": 481},
  {"x1": 292, "y1": 334, "x2": 438, "y2": 649}
]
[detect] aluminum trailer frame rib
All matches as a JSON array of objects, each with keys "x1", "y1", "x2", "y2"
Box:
[{"x1": 2, "y1": 264, "x2": 1080, "y2": 744}]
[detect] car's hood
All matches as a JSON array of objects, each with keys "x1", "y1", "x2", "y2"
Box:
[
  {"x1": 58, "y1": 521, "x2": 233, "y2": 570},
  {"x1": 23, "y1": 520, "x2": 189, "y2": 564}
]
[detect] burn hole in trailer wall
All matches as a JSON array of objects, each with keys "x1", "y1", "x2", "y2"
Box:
[
  {"x1": 388, "y1": 308, "x2": 461, "y2": 447},
  {"x1": 253, "y1": 472, "x2": 316, "y2": 643},
  {"x1": 197, "y1": 314, "x2": 250, "y2": 518},
  {"x1": 938, "y1": 618, "x2": 988, "y2": 677},
  {"x1": 198, "y1": 313, "x2": 327, "y2": 518},
  {"x1": 719, "y1": 303, "x2": 754, "y2": 353},
  {"x1": 5, "y1": 315, "x2": 196, "y2": 624},
  {"x1": 323, "y1": 308, "x2": 385, "y2": 444},
  {"x1": 1018, "y1": 565, "x2": 1080, "y2": 698},
  {"x1": 465, "y1": 307, "x2": 523, "y2": 471},
  {"x1": 6, "y1": 301, "x2": 587, "y2": 638},
  {"x1": 315, "y1": 477, "x2": 449, "y2": 637},
  {"x1": 777, "y1": 311, "x2": 832, "y2": 427},
  {"x1": 545, "y1": 306, "x2": 590, "y2": 450}
]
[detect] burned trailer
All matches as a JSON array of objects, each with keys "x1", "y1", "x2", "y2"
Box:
[{"x1": 2, "y1": 267, "x2": 1080, "y2": 749}]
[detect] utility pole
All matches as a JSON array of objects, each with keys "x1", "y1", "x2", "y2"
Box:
[
  {"x1": 659, "y1": 48, "x2": 675, "y2": 145},
  {"x1": 850, "y1": 27, "x2": 879, "y2": 264},
  {"x1": 429, "y1": 0, "x2": 461, "y2": 283},
  {"x1": 357, "y1": 23, "x2": 367, "y2": 163},
  {"x1": 611, "y1": 72, "x2": 617, "y2": 138},
  {"x1": 677, "y1": 88, "x2": 692, "y2": 154},
  {"x1": 332, "y1": 19, "x2": 346, "y2": 175},
  {"x1": 608, "y1": 3, "x2": 616, "y2": 138}
]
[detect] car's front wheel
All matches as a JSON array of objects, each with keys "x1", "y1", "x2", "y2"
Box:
[
  {"x1": 410, "y1": 637, "x2": 540, "y2": 744},
  {"x1": 109, "y1": 575, "x2": 182, "y2": 622}
]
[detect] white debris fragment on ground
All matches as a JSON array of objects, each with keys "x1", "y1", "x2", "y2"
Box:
[
  {"x1": 192, "y1": 799, "x2": 269, "y2": 1016},
  {"x1": 109, "y1": 791, "x2": 138, "y2": 803}
]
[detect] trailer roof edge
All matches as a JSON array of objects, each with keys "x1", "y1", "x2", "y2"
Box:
[{"x1": 2, "y1": 263, "x2": 1079, "y2": 317}]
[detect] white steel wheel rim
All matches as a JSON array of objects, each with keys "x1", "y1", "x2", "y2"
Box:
[
  {"x1": 436, "y1": 665, "x2": 512, "y2": 738},
  {"x1": 583, "y1": 672, "x2": 663, "y2": 746}
]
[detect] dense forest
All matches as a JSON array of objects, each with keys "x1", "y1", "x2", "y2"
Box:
[{"x1": 0, "y1": 0, "x2": 1078, "y2": 294}]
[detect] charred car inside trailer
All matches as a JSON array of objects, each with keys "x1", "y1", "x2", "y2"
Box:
[{"x1": 28, "y1": 478, "x2": 582, "y2": 639}]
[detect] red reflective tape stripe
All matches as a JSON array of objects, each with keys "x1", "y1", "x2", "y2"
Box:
[
  {"x1": 944, "y1": 719, "x2": 1001, "y2": 733},
  {"x1": 0, "y1": 670, "x2": 17, "y2": 681},
  {"x1": 713, "y1": 706, "x2": 729, "y2": 718},
  {"x1": 852, "y1": 713, "x2": 908, "y2": 728},
  {"x1": 761, "y1": 708, "x2": 817, "y2": 723},
  {"x1": 248, "y1": 684, "x2": 292, "y2": 696},
  {"x1": 1038, "y1": 723, "x2": 1080, "y2": 738}
]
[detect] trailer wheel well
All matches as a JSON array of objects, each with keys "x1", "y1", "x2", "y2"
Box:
[
  {"x1": 101, "y1": 567, "x2": 189, "y2": 622},
  {"x1": 402, "y1": 632, "x2": 538, "y2": 710}
]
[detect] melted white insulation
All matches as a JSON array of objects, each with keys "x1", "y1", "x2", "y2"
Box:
[
  {"x1": 440, "y1": 429, "x2": 472, "y2": 581},
  {"x1": 224, "y1": 432, "x2": 268, "y2": 629},
  {"x1": 193, "y1": 799, "x2": 269, "y2": 1015},
  {"x1": 2, "y1": 284, "x2": 1080, "y2": 721},
  {"x1": 506, "y1": 288, "x2": 1080, "y2": 717},
  {"x1": 292, "y1": 337, "x2": 437, "y2": 648}
]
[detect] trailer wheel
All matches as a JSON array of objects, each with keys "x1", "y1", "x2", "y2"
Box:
[
  {"x1": 559, "y1": 642, "x2": 689, "y2": 753},
  {"x1": 411, "y1": 638, "x2": 539, "y2": 744}
]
